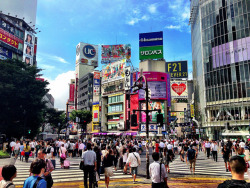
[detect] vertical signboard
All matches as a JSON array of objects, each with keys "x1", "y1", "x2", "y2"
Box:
[
  {"x1": 93, "y1": 72, "x2": 100, "y2": 96},
  {"x1": 124, "y1": 67, "x2": 131, "y2": 91},
  {"x1": 92, "y1": 103, "x2": 99, "y2": 122},
  {"x1": 69, "y1": 84, "x2": 75, "y2": 102},
  {"x1": 167, "y1": 74, "x2": 171, "y2": 107},
  {"x1": 130, "y1": 94, "x2": 139, "y2": 130},
  {"x1": 23, "y1": 30, "x2": 35, "y2": 65},
  {"x1": 190, "y1": 104, "x2": 194, "y2": 117}
]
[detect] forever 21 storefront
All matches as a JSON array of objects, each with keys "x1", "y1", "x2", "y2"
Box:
[{"x1": 191, "y1": 0, "x2": 250, "y2": 140}]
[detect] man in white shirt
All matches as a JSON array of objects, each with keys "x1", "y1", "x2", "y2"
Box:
[
  {"x1": 211, "y1": 141, "x2": 218, "y2": 162},
  {"x1": 205, "y1": 141, "x2": 211, "y2": 159},
  {"x1": 159, "y1": 140, "x2": 165, "y2": 153},
  {"x1": 126, "y1": 148, "x2": 141, "y2": 183},
  {"x1": 13, "y1": 140, "x2": 20, "y2": 159},
  {"x1": 149, "y1": 152, "x2": 169, "y2": 188},
  {"x1": 239, "y1": 141, "x2": 245, "y2": 148},
  {"x1": 173, "y1": 140, "x2": 179, "y2": 154},
  {"x1": 78, "y1": 141, "x2": 85, "y2": 158}
]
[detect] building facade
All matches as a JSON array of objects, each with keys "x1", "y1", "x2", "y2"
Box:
[{"x1": 191, "y1": 0, "x2": 250, "y2": 140}]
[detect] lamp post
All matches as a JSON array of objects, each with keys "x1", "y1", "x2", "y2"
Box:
[{"x1": 58, "y1": 123, "x2": 60, "y2": 139}]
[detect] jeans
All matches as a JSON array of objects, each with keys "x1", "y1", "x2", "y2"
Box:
[
  {"x1": 84, "y1": 165, "x2": 95, "y2": 188},
  {"x1": 212, "y1": 151, "x2": 217, "y2": 162}
]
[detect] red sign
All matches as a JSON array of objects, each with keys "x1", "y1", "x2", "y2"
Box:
[
  {"x1": 70, "y1": 106, "x2": 74, "y2": 110},
  {"x1": 69, "y1": 84, "x2": 75, "y2": 102},
  {"x1": 0, "y1": 28, "x2": 23, "y2": 49},
  {"x1": 94, "y1": 72, "x2": 100, "y2": 79},
  {"x1": 171, "y1": 83, "x2": 186, "y2": 96}
]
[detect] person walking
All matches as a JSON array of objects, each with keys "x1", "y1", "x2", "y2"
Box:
[
  {"x1": 163, "y1": 148, "x2": 171, "y2": 173},
  {"x1": 0, "y1": 165, "x2": 17, "y2": 188},
  {"x1": 103, "y1": 147, "x2": 114, "y2": 188},
  {"x1": 19, "y1": 141, "x2": 24, "y2": 161},
  {"x1": 205, "y1": 141, "x2": 211, "y2": 159},
  {"x1": 222, "y1": 145, "x2": 231, "y2": 172},
  {"x1": 149, "y1": 152, "x2": 169, "y2": 188},
  {"x1": 82, "y1": 143, "x2": 97, "y2": 188},
  {"x1": 211, "y1": 141, "x2": 218, "y2": 162},
  {"x1": 125, "y1": 147, "x2": 141, "y2": 184},
  {"x1": 186, "y1": 145, "x2": 197, "y2": 174},
  {"x1": 13, "y1": 140, "x2": 20, "y2": 160},
  {"x1": 59, "y1": 144, "x2": 67, "y2": 168},
  {"x1": 24, "y1": 141, "x2": 31, "y2": 163}
]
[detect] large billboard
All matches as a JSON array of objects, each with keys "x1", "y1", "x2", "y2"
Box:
[
  {"x1": 138, "y1": 72, "x2": 169, "y2": 100},
  {"x1": 139, "y1": 31, "x2": 163, "y2": 60},
  {"x1": 69, "y1": 84, "x2": 75, "y2": 102},
  {"x1": 93, "y1": 72, "x2": 100, "y2": 96},
  {"x1": 102, "y1": 59, "x2": 125, "y2": 83},
  {"x1": 23, "y1": 30, "x2": 35, "y2": 65},
  {"x1": 171, "y1": 81, "x2": 188, "y2": 98},
  {"x1": 124, "y1": 67, "x2": 131, "y2": 91},
  {"x1": 212, "y1": 36, "x2": 250, "y2": 68},
  {"x1": 92, "y1": 103, "x2": 99, "y2": 123},
  {"x1": 140, "y1": 101, "x2": 165, "y2": 123},
  {"x1": 101, "y1": 44, "x2": 131, "y2": 62},
  {"x1": 76, "y1": 43, "x2": 98, "y2": 67},
  {"x1": 0, "y1": 46, "x2": 12, "y2": 60},
  {"x1": 0, "y1": 28, "x2": 23, "y2": 49},
  {"x1": 166, "y1": 61, "x2": 188, "y2": 79},
  {"x1": 130, "y1": 94, "x2": 139, "y2": 130}
]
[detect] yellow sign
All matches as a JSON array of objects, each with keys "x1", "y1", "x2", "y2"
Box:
[
  {"x1": 92, "y1": 104, "x2": 99, "y2": 123},
  {"x1": 190, "y1": 105, "x2": 194, "y2": 117},
  {"x1": 171, "y1": 112, "x2": 177, "y2": 116}
]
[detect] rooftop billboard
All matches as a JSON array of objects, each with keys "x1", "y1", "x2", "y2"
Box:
[
  {"x1": 166, "y1": 61, "x2": 188, "y2": 79},
  {"x1": 76, "y1": 42, "x2": 98, "y2": 67},
  {"x1": 101, "y1": 44, "x2": 131, "y2": 63}
]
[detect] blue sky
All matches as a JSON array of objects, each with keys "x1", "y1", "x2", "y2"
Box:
[{"x1": 35, "y1": 0, "x2": 192, "y2": 109}]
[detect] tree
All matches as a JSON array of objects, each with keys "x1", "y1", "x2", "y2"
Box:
[
  {"x1": 0, "y1": 59, "x2": 49, "y2": 139},
  {"x1": 70, "y1": 110, "x2": 92, "y2": 135}
]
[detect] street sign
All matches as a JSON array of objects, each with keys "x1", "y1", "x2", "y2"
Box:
[{"x1": 132, "y1": 86, "x2": 140, "y2": 92}]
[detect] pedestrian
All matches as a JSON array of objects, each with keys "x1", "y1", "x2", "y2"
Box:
[
  {"x1": 205, "y1": 141, "x2": 211, "y2": 159},
  {"x1": 35, "y1": 141, "x2": 41, "y2": 158},
  {"x1": 0, "y1": 165, "x2": 17, "y2": 188},
  {"x1": 149, "y1": 152, "x2": 169, "y2": 188},
  {"x1": 186, "y1": 145, "x2": 197, "y2": 174},
  {"x1": 163, "y1": 148, "x2": 171, "y2": 173},
  {"x1": 167, "y1": 142, "x2": 174, "y2": 161},
  {"x1": 218, "y1": 156, "x2": 250, "y2": 187},
  {"x1": 82, "y1": 143, "x2": 97, "y2": 188},
  {"x1": 103, "y1": 147, "x2": 114, "y2": 188},
  {"x1": 13, "y1": 140, "x2": 20, "y2": 160},
  {"x1": 37, "y1": 149, "x2": 54, "y2": 188},
  {"x1": 23, "y1": 159, "x2": 47, "y2": 188},
  {"x1": 19, "y1": 141, "x2": 24, "y2": 161},
  {"x1": 24, "y1": 141, "x2": 31, "y2": 163},
  {"x1": 173, "y1": 139, "x2": 178, "y2": 154},
  {"x1": 222, "y1": 145, "x2": 231, "y2": 172},
  {"x1": 152, "y1": 139, "x2": 156, "y2": 152},
  {"x1": 159, "y1": 140, "x2": 165, "y2": 153},
  {"x1": 59, "y1": 144, "x2": 67, "y2": 168},
  {"x1": 125, "y1": 147, "x2": 141, "y2": 183},
  {"x1": 123, "y1": 148, "x2": 128, "y2": 174},
  {"x1": 112, "y1": 146, "x2": 119, "y2": 171},
  {"x1": 211, "y1": 141, "x2": 218, "y2": 162}
]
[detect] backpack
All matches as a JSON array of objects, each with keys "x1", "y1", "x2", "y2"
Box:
[
  {"x1": 187, "y1": 149, "x2": 196, "y2": 160},
  {"x1": 224, "y1": 180, "x2": 250, "y2": 188},
  {"x1": 6, "y1": 183, "x2": 14, "y2": 188},
  {"x1": 47, "y1": 147, "x2": 51, "y2": 154}
]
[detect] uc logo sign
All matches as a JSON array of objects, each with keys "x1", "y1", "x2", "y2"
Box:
[{"x1": 83, "y1": 45, "x2": 96, "y2": 59}]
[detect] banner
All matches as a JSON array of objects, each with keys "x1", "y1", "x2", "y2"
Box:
[
  {"x1": 101, "y1": 44, "x2": 131, "y2": 62},
  {"x1": 124, "y1": 67, "x2": 131, "y2": 90},
  {"x1": 171, "y1": 81, "x2": 188, "y2": 98},
  {"x1": 0, "y1": 28, "x2": 22, "y2": 49},
  {"x1": 102, "y1": 59, "x2": 125, "y2": 83},
  {"x1": 166, "y1": 61, "x2": 188, "y2": 79},
  {"x1": 190, "y1": 105, "x2": 194, "y2": 117},
  {"x1": 141, "y1": 101, "x2": 165, "y2": 123},
  {"x1": 139, "y1": 31, "x2": 163, "y2": 47},
  {"x1": 23, "y1": 30, "x2": 35, "y2": 65},
  {"x1": 93, "y1": 72, "x2": 100, "y2": 96},
  {"x1": 76, "y1": 43, "x2": 98, "y2": 67},
  {"x1": 69, "y1": 84, "x2": 75, "y2": 102},
  {"x1": 139, "y1": 45, "x2": 163, "y2": 60},
  {"x1": 92, "y1": 103, "x2": 99, "y2": 122},
  {"x1": 130, "y1": 94, "x2": 139, "y2": 130}
]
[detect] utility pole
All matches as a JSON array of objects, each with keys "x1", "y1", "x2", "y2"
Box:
[{"x1": 65, "y1": 102, "x2": 69, "y2": 139}]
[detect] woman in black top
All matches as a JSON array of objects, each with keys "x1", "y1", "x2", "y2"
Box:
[
  {"x1": 103, "y1": 147, "x2": 115, "y2": 188},
  {"x1": 94, "y1": 146, "x2": 102, "y2": 177},
  {"x1": 222, "y1": 145, "x2": 231, "y2": 172},
  {"x1": 112, "y1": 146, "x2": 119, "y2": 171}
]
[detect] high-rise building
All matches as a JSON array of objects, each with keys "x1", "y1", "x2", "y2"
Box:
[{"x1": 191, "y1": 0, "x2": 250, "y2": 140}]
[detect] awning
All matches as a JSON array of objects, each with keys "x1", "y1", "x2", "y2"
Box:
[
  {"x1": 122, "y1": 131, "x2": 138, "y2": 136},
  {"x1": 222, "y1": 132, "x2": 249, "y2": 136}
]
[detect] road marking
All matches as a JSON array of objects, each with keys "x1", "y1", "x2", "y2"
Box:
[{"x1": 170, "y1": 177, "x2": 229, "y2": 181}]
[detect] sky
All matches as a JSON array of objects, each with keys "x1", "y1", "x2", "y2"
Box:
[{"x1": 34, "y1": 0, "x2": 192, "y2": 110}]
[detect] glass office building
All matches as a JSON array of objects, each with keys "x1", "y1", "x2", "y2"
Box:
[{"x1": 191, "y1": 0, "x2": 250, "y2": 140}]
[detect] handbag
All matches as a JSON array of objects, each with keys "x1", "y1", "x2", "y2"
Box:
[
  {"x1": 79, "y1": 161, "x2": 85, "y2": 170},
  {"x1": 44, "y1": 174, "x2": 53, "y2": 187}
]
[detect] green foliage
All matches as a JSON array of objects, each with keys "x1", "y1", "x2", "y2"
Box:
[
  {"x1": 44, "y1": 108, "x2": 66, "y2": 134},
  {"x1": 0, "y1": 59, "x2": 49, "y2": 139},
  {"x1": 70, "y1": 110, "x2": 92, "y2": 124}
]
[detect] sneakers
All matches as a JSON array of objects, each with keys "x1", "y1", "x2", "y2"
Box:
[{"x1": 226, "y1": 169, "x2": 229, "y2": 172}]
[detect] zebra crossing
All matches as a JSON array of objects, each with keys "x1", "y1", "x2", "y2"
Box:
[
  {"x1": 169, "y1": 150, "x2": 249, "y2": 178},
  {"x1": 9, "y1": 158, "x2": 132, "y2": 185}
]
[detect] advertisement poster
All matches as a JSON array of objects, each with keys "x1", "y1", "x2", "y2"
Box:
[
  {"x1": 167, "y1": 74, "x2": 171, "y2": 106},
  {"x1": 130, "y1": 94, "x2": 139, "y2": 129},
  {"x1": 93, "y1": 72, "x2": 100, "y2": 96},
  {"x1": 92, "y1": 103, "x2": 99, "y2": 122},
  {"x1": 190, "y1": 104, "x2": 194, "y2": 117},
  {"x1": 76, "y1": 43, "x2": 98, "y2": 67},
  {"x1": 102, "y1": 59, "x2": 125, "y2": 83},
  {"x1": 138, "y1": 72, "x2": 169, "y2": 100},
  {"x1": 140, "y1": 101, "x2": 165, "y2": 123},
  {"x1": 23, "y1": 30, "x2": 35, "y2": 65},
  {"x1": 171, "y1": 81, "x2": 188, "y2": 98},
  {"x1": 166, "y1": 61, "x2": 188, "y2": 79},
  {"x1": 0, "y1": 46, "x2": 12, "y2": 59},
  {"x1": 69, "y1": 84, "x2": 75, "y2": 102},
  {"x1": 101, "y1": 44, "x2": 131, "y2": 62},
  {"x1": 0, "y1": 28, "x2": 22, "y2": 49},
  {"x1": 124, "y1": 67, "x2": 131, "y2": 91},
  {"x1": 212, "y1": 36, "x2": 250, "y2": 68}
]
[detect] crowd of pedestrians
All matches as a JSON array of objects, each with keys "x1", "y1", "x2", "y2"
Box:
[{"x1": 2, "y1": 137, "x2": 250, "y2": 187}]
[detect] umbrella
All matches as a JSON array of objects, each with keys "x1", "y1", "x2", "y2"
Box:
[{"x1": 44, "y1": 138, "x2": 53, "y2": 141}]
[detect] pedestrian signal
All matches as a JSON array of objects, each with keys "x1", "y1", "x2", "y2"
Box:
[{"x1": 157, "y1": 113, "x2": 163, "y2": 127}]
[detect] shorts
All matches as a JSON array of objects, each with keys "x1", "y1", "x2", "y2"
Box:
[
  {"x1": 189, "y1": 159, "x2": 196, "y2": 169},
  {"x1": 68, "y1": 150, "x2": 73, "y2": 153},
  {"x1": 131, "y1": 167, "x2": 138, "y2": 175},
  {"x1": 14, "y1": 150, "x2": 19, "y2": 155},
  {"x1": 224, "y1": 158, "x2": 229, "y2": 163},
  {"x1": 104, "y1": 167, "x2": 113, "y2": 177},
  {"x1": 31, "y1": 148, "x2": 35, "y2": 152}
]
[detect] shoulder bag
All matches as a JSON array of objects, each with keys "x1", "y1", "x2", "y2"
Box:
[{"x1": 133, "y1": 153, "x2": 139, "y2": 166}]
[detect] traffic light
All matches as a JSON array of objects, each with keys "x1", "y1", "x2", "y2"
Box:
[
  {"x1": 82, "y1": 120, "x2": 87, "y2": 131},
  {"x1": 28, "y1": 130, "x2": 31, "y2": 134},
  {"x1": 157, "y1": 113, "x2": 163, "y2": 127},
  {"x1": 131, "y1": 114, "x2": 137, "y2": 127}
]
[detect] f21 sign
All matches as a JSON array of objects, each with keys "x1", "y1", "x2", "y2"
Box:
[{"x1": 166, "y1": 61, "x2": 188, "y2": 79}]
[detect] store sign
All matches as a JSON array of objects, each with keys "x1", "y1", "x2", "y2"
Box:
[
  {"x1": 23, "y1": 30, "x2": 35, "y2": 65},
  {"x1": 92, "y1": 103, "x2": 99, "y2": 122},
  {"x1": 166, "y1": 61, "x2": 188, "y2": 79},
  {"x1": 0, "y1": 46, "x2": 12, "y2": 59},
  {"x1": 83, "y1": 45, "x2": 96, "y2": 58},
  {"x1": 141, "y1": 124, "x2": 166, "y2": 132},
  {"x1": 190, "y1": 105, "x2": 194, "y2": 117},
  {"x1": 139, "y1": 45, "x2": 163, "y2": 60},
  {"x1": 139, "y1": 31, "x2": 163, "y2": 47},
  {"x1": 171, "y1": 81, "x2": 188, "y2": 98},
  {"x1": 124, "y1": 67, "x2": 131, "y2": 90},
  {"x1": 101, "y1": 44, "x2": 131, "y2": 62},
  {"x1": 69, "y1": 84, "x2": 75, "y2": 102},
  {"x1": 0, "y1": 28, "x2": 22, "y2": 49},
  {"x1": 76, "y1": 42, "x2": 98, "y2": 67},
  {"x1": 102, "y1": 59, "x2": 125, "y2": 83},
  {"x1": 93, "y1": 72, "x2": 100, "y2": 96}
]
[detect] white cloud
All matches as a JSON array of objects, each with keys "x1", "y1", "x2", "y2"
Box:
[
  {"x1": 148, "y1": 4, "x2": 157, "y2": 14},
  {"x1": 127, "y1": 15, "x2": 149, "y2": 25},
  {"x1": 38, "y1": 52, "x2": 70, "y2": 64},
  {"x1": 45, "y1": 71, "x2": 75, "y2": 110},
  {"x1": 165, "y1": 25, "x2": 181, "y2": 30}
]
